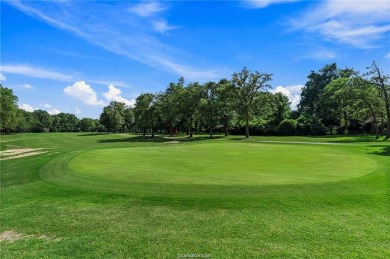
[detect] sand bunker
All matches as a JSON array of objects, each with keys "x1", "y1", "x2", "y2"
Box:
[{"x1": 0, "y1": 148, "x2": 47, "y2": 160}]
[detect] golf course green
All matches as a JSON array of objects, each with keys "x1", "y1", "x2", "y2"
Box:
[
  {"x1": 66, "y1": 143, "x2": 375, "y2": 185},
  {"x1": 1, "y1": 133, "x2": 389, "y2": 258}
]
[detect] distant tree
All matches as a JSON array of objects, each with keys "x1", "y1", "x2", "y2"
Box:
[
  {"x1": 200, "y1": 81, "x2": 219, "y2": 138},
  {"x1": 32, "y1": 110, "x2": 52, "y2": 132},
  {"x1": 123, "y1": 108, "x2": 135, "y2": 133},
  {"x1": 364, "y1": 62, "x2": 390, "y2": 139},
  {"x1": 270, "y1": 92, "x2": 291, "y2": 127},
  {"x1": 99, "y1": 101, "x2": 126, "y2": 133},
  {"x1": 215, "y1": 79, "x2": 236, "y2": 136},
  {"x1": 299, "y1": 63, "x2": 341, "y2": 130},
  {"x1": 134, "y1": 93, "x2": 155, "y2": 136},
  {"x1": 179, "y1": 82, "x2": 203, "y2": 137},
  {"x1": 232, "y1": 67, "x2": 272, "y2": 138},
  {"x1": 79, "y1": 118, "x2": 96, "y2": 132},
  {"x1": 156, "y1": 78, "x2": 184, "y2": 135},
  {"x1": 0, "y1": 85, "x2": 19, "y2": 133},
  {"x1": 16, "y1": 109, "x2": 34, "y2": 133}
]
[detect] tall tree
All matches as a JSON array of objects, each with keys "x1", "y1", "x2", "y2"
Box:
[
  {"x1": 216, "y1": 79, "x2": 236, "y2": 136},
  {"x1": 99, "y1": 101, "x2": 126, "y2": 133},
  {"x1": 180, "y1": 82, "x2": 203, "y2": 137},
  {"x1": 0, "y1": 85, "x2": 19, "y2": 133},
  {"x1": 79, "y1": 118, "x2": 96, "y2": 132},
  {"x1": 299, "y1": 63, "x2": 340, "y2": 130},
  {"x1": 232, "y1": 67, "x2": 272, "y2": 138},
  {"x1": 32, "y1": 110, "x2": 52, "y2": 132},
  {"x1": 156, "y1": 78, "x2": 184, "y2": 135},
  {"x1": 200, "y1": 81, "x2": 219, "y2": 138},
  {"x1": 134, "y1": 93, "x2": 155, "y2": 136},
  {"x1": 365, "y1": 62, "x2": 390, "y2": 139}
]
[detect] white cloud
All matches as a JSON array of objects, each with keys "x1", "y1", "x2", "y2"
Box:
[
  {"x1": 290, "y1": 0, "x2": 390, "y2": 48},
  {"x1": 7, "y1": 1, "x2": 223, "y2": 81},
  {"x1": 271, "y1": 84, "x2": 303, "y2": 110},
  {"x1": 245, "y1": 0, "x2": 301, "y2": 8},
  {"x1": 386, "y1": 53, "x2": 390, "y2": 59},
  {"x1": 307, "y1": 49, "x2": 337, "y2": 60},
  {"x1": 128, "y1": 2, "x2": 167, "y2": 17},
  {"x1": 19, "y1": 103, "x2": 35, "y2": 112},
  {"x1": 48, "y1": 108, "x2": 61, "y2": 115},
  {"x1": 152, "y1": 20, "x2": 177, "y2": 34},
  {"x1": 22, "y1": 84, "x2": 33, "y2": 89},
  {"x1": 0, "y1": 64, "x2": 73, "y2": 81},
  {"x1": 43, "y1": 103, "x2": 52, "y2": 108},
  {"x1": 0, "y1": 73, "x2": 6, "y2": 81},
  {"x1": 103, "y1": 84, "x2": 135, "y2": 107},
  {"x1": 64, "y1": 81, "x2": 105, "y2": 106}
]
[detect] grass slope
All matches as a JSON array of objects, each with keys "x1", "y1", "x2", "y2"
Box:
[{"x1": 0, "y1": 133, "x2": 389, "y2": 258}]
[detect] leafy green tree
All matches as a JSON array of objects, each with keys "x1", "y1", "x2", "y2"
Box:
[
  {"x1": 232, "y1": 67, "x2": 272, "y2": 138},
  {"x1": 32, "y1": 110, "x2": 52, "y2": 132},
  {"x1": 364, "y1": 62, "x2": 390, "y2": 139},
  {"x1": 123, "y1": 108, "x2": 135, "y2": 133},
  {"x1": 156, "y1": 78, "x2": 184, "y2": 135},
  {"x1": 80, "y1": 118, "x2": 96, "y2": 132},
  {"x1": 299, "y1": 63, "x2": 341, "y2": 130},
  {"x1": 99, "y1": 101, "x2": 126, "y2": 133},
  {"x1": 200, "y1": 81, "x2": 219, "y2": 138},
  {"x1": 0, "y1": 85, "x2": 19, "y2": 133},
  {"x1": 179, "y1": 82, "x2": 203, "y2": 137},
  {"x1": 215, "y1": 79, "x2": 236, "y2": 136},
  {"x1": 134, "y1": 93, "x2": 155, "y2": 136}
]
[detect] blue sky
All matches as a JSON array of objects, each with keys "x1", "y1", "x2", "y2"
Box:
[{"x1": 1, "y1": 0, "x2": 389, "y2": 119}]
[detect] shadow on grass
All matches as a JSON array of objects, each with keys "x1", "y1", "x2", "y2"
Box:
[
  {"x1": 308, "y1": 135, "x2": 387, "y2": 143},
  {"x1": 367, "y1": 145, "x2": 390, "y2": 156},
  {"x1": 96, "y1": 135, "x2": 224, "y2": 144},
  {"x1": 78, "y1": 132, "x2": 108, "y2": 136}
]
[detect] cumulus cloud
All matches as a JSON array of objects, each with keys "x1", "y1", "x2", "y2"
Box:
[
  {"x1": 64, "y1": 81, "x2": 105, "y2": 106},
  {"x1": 48, "y1": 108, "x2": 61, "y2": 115},
  {"x1": 19, "y1": 103, "x2": 35, "y2": 112},
  {"x1": 0, "y1": 73, "x2": 6, "y2": 81},
  {"x1": 128, "y1": 2, "x2": 167, "y2": 17},
  {"x1": 43, "y1": 103, "x2": 52, "y2": 108},
  {"x1": 103, "y1": 84, "x2": 135, "y2": 107},
  {"x1": 271, "y1": 84, "x2": 303, "y2": 110}
]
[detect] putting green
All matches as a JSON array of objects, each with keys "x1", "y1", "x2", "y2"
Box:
[{"x1": 67, "y1": 142, "x2": 376, "y2": 185}]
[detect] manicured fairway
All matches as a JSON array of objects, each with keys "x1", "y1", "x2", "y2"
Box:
[{"x1": 0, "y1": 133, "x2": 389, "y2": 258}]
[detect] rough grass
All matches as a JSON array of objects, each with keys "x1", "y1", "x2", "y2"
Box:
[{"x1": 0, "y1": 133, "x2": 389, "y2": 258}]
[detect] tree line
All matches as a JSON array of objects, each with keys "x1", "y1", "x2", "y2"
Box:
[{"x1": 1, "y1": 63, "x2": 389, "y2": 139}]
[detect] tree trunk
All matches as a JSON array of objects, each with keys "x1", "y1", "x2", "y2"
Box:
[
  {"x1": 209, "y1": 126, "x2": 213, "y2": 138},
  {"x1": 245, "y1": 116, "x2": 249, "y2": 138},
  {"x1": 189, "y1": 117, "x2": 193, "y2": 137},
  {"x1": 343, "y1": 111, "x2": 348, "y2": 135},
  {"x1": 224, "y1": 117, "x2": 228, "y2": 137},
  {"x1": 143, "y1": 128, "x2": 146, "y2": 137}
]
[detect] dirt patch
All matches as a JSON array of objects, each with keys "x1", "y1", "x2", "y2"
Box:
[
  {"x1": 0, "y1": 148, "x2": 47, "y2": 160},
  {"x1": 164, "y1": 141, "x2": 180, "y2": 144},
  {"x1": 0, "y1": 231, "x2": 23, "y2": 243},
  {"x1": 0, "y1": 231, "x2": 62, "y2": 243}
]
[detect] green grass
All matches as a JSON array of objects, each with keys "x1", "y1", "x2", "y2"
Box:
[{"x1": 0, "y1": 133, "x2": 389, "y2": 258}]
